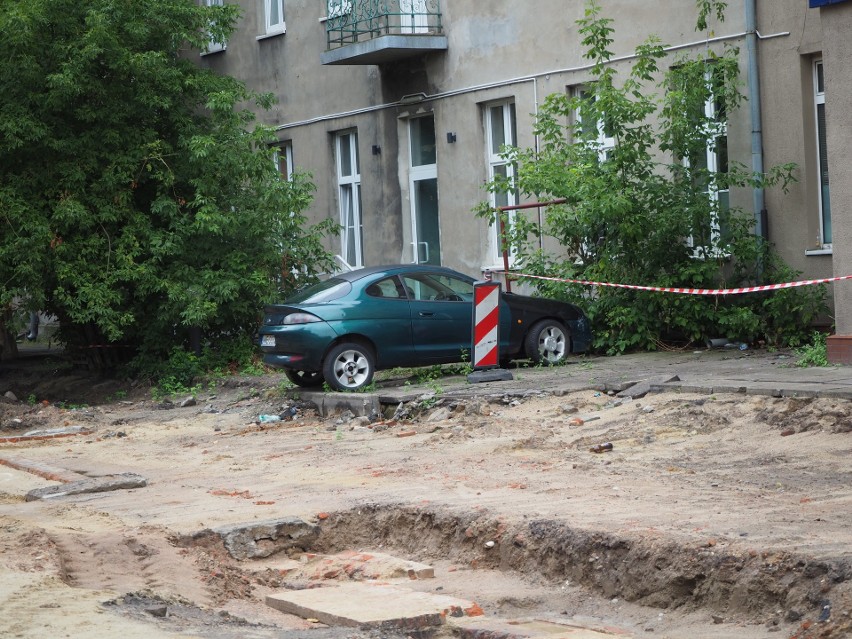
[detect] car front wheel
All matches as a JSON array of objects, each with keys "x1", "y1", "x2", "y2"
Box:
[
  {"x1": 524, "y1": 319, "x2": 570, "y2": 365},
  {"x1": 284, "y1": 369, "x2": 324, "y2": 388},
  {"x1": 323, "y1": 342, "x2": 375, "y2": 391}
]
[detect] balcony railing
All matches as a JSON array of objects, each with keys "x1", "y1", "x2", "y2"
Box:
[{"x1": 326, "y1": 0, "x2": 444, "y2": 50}]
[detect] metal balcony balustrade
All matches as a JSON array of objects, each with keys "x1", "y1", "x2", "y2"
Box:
[{"x1": 326, "y1": 0, "x2": 443, "y2": 47}]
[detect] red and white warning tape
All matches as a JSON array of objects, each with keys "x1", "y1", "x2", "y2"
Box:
[{"x1": 497, "y1": 272, "x2": 852, "y2": 296}]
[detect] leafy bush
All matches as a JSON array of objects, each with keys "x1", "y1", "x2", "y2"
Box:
[
  {"x1": 795, "y1": 332, "x2": 830, "y2": 368},
  {"x1": 477, "y1": 1, "x2": 822, "y2": 354},
  {"x1": 0, "y1": 0, "x2": 336, "y2": 370}
]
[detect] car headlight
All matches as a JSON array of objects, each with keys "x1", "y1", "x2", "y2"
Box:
[{"x1": 282, "y1": 312, "x2": 321, "y2": 325}]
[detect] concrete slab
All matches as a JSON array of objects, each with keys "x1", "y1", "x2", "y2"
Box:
[
  {"x1": 266, "y1": 582, "x2": 482, "y2": 630},
  {"x1": 25, "y1": 472, "x2": 147, "y2": 501},
  {"x1": 298, "y1": 391, "x2": 381, "y2": 418},
  {"x1": 449, "y1": 616, "x2": 633, "y2": 638},
  {"x1": 616, "y1": 375, "x2": 679, "y2": 399},
  {"x1": 468, "y1": 369, "x2": 514, "y2": 384},
  {"x1": 212, "y1": 517, "x2": 320, "y2": 560}
]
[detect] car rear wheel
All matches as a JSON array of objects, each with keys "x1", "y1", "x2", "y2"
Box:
[
  {"x1": 284, "y1": 369, "x2": 324, "y2": 388},
  {"x1": 323, "y1": 342, "x2": 375, "y2": 391},
  {"x1": 524, "y1": 319, "x2": 570, "y2": 365}
]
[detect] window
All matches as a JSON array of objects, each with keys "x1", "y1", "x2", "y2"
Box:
[
  {"x1": 485, "y1": 101, "x2": 518, "y2": 265},
  {"x1": 573, "y1": 87, "x2": 615, "y2": 161},
  {"x1": 667, "y1": 64, "x2": 729, "y2": 254},
  {"x1": 400, "y1": 0, "x2": 428, "y2": 34},
  {"x1": 263, "y1": 0, "x2": 285, "y2": 36},
  {"x1": 401, "y1": 273, "x2": 474, "y2": 302},
  {"x1": 273, "y1": 142, "x2": 293, "y2": 181},
  {"x1": 203, "y1": 0, "x2": 226, "y2": 54},
  {"x1": 814, "y1": 59, "x2": 832, "y2": 247},
  {"x1": 335, "y1": 130, "x2": 363, "y2": 269},
  {"x1": 409, "y1": 115, "x2": 441, "y2": 265},
  {"x1": 327, "y1": 0, "x2": 352, "y2": 19},
  {"x1": 688, "y1": 68, "x2": 729, "y2": 252},
  {"x1": 365, "y1": 277, "x2": 407, "y2": 299}
]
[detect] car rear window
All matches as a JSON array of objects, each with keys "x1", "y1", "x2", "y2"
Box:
[{"x1": 285, "y1": 279, "x2": 351, "y2": 304}]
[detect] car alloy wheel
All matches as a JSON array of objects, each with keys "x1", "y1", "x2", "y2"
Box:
[
  {"x1": 284, "y1": 369, "x2": 324, "y2": 388},
  {"x1": 323, "y1": 342, "x2": 375, "y2": 391},
  {"x1": 524, "y1": 319, "x2": 569, "y2": 365}
]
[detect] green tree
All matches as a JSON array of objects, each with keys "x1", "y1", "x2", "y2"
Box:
[
  {"x1": 478, "y1": 1, "x2": 824, "y2": 354},
  {"x1": 0, "y1": 0, "x2": 336, "y2": 365}
]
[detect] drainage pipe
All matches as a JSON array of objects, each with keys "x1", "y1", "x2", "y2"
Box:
[{"x1": 746, "y1": 0, "x2": 768, "y2": 242}]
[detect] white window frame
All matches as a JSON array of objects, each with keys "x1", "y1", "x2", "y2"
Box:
[
  {"x1": 400, "y1": 0, "x2": 428, "y2": 34},
  {"x1": 202, "y1": 0, "x2": 226, "y2": 55},
  {"x1": 677, "y1": 68, "x2": 728, "y2": 257},
  {"x1": 408, "y1": 115, "x2": 439, "y2": 265},
  {"x1": 573, "y1": 87, "x2": 615, "y2": 161},
  {"x1": 813, "y1": 59, "x2": 832, "y2": 250},
  {"x1": 260, "y1": 0, "x2": 286, "y2": 38},
  {"x1": 273, "y1": 142, "x2": 293, "y2": 182},
  {"x1": 691, "y1": 70, "x2": 728, "y2": 254},
  {"x1": 335, "y1": 130, "x2": 363, "y2": 269},
  {"x1": 485, "y1": 100, "x2": 518, "y2": 267}
]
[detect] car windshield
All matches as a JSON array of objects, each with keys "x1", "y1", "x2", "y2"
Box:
[{"x1": 284, "y1": 279, "x2": 351, "y2": 304}]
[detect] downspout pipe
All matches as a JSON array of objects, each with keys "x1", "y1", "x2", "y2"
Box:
[{"x1": 746, "y1": 0, "x2": 768, "y2": 244}]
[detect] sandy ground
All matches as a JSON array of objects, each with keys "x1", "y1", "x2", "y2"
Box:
[{"x1": 1, "y1": 365, "x2": 850, "y2": 639}]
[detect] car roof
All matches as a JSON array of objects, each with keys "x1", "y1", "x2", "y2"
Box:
[{"x1": 330, "y1": 264, "x2": 473, "y2": 283}]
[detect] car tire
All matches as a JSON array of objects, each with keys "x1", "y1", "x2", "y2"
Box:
[
  {"x1": 322, "y1": 342, "x2": 375, "y2": 392},
  {"x1": 284, "y1": 369, "x2": 324, "y2": 388},
  {"x1": 524, "y1": 319, "x2": 570, "y2": 365}
]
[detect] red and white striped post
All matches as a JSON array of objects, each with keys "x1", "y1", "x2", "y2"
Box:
[{"x1": 468, "y1": 281, "x2": 513, "y2": 383}]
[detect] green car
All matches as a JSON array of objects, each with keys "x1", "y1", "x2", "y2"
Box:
[{"x1": 259, "y1": 265, "x2": 591, "y2": 391}]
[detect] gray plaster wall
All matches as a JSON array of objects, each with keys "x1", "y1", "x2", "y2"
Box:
[
  {"x1": 757, "y1": 1, "x2": 833, "y2": 296},
  {"x1": 820, "y1": 4, "x2": 852, "y2": 334},
  {"x1": 193, "y1": 0, "x2": 841, "y2": 312}
]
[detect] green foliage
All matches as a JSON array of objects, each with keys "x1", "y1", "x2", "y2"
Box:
[
  {"x1": 478, "y1": 1, "x2": 821, "y2": 354},
  {"x1": 131, "y1": 332, "x2": 273, "y2": 397},
  {"x1": 696, "y1": 1, "x2": 728, "y2": 31},
  {"x1": 0, "y1": 0, "x2": 335, "y2": 367},
  {"x1": 795, "y1": 332, "x2": 829, "y2": 368}
]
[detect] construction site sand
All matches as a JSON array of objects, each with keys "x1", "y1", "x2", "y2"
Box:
[{"x1": 1, "y1": 371, "x2": 850, "y2": 639}]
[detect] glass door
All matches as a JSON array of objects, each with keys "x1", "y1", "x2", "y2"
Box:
[
  {"x1": 409, "y1": 115, "x2": 441, "y2": 265},
  {"x1": 400, "y1": 0, "x2": 427, "y2": 33}
]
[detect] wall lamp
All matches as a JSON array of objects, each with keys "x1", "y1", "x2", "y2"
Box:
[
  {"x1": 371, "y1": 145, "x2": 381, "y2": 155},
  {"x1": 399, "y1": 92, "x2": 427, "y2": 105},
  {"x1": 446, "y1": 132, "x2": 457, "y2": 144}
]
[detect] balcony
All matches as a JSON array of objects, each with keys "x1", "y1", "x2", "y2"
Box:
[{"x1": 321, "y1": 0, "x2": 447, "y2": 66}]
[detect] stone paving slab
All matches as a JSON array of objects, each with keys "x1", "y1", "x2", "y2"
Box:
[
  {"x1": 299, "y1": 391, "x2": 380, "y2": 417},
  {"x1": 210, "y1": 517, "x2": 321, "y2": 560},
  {"x1": 25, "y1": 472, "x2": 147, "y2": 501},
  {"x1": 265, "y1": 582, "x2": 482, "y2": 630}
]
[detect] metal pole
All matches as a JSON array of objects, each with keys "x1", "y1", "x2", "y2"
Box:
[{"x1": 746, "y1": 0, "x2": 767, "y2": 243}]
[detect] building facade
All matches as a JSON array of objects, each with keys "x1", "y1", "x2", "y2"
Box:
[{"x1": 196, "y1": 0, "x2": 851, "y2": 361}]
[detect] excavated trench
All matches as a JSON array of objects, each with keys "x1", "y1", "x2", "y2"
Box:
[
  {"x1": 312, "y1": 505, "x2": 849, "y2": 619},
  {"x1": 173, "y1": 503, "x2": 852, "y2": 637}
]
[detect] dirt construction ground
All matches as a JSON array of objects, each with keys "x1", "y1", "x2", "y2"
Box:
[{"x1": 1, "y1": 349, "x2": 851, "y2": 639}]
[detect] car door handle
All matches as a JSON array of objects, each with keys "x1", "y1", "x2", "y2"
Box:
[{"x1": 419, "y1": 311, "x2": 435, "y2": 317}]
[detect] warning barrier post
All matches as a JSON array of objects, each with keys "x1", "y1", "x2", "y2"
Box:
[{"x1": 467, "y1": 281, "x2": 513, "y2": 384}]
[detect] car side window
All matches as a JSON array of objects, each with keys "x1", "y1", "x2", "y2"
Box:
[
  {"x1": 401, "y1": 274, "x2": 473, "y2": 302},
  {"x1": 365, "y1": 277, "x2": 406, "y2": 299},
  {"x1": 433, "y1": 275, "x2": 474, "y2": 299}
]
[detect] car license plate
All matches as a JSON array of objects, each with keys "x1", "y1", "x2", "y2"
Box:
[{"x1": 261, "y1": 335, "x2": 275, "y2": 347}]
